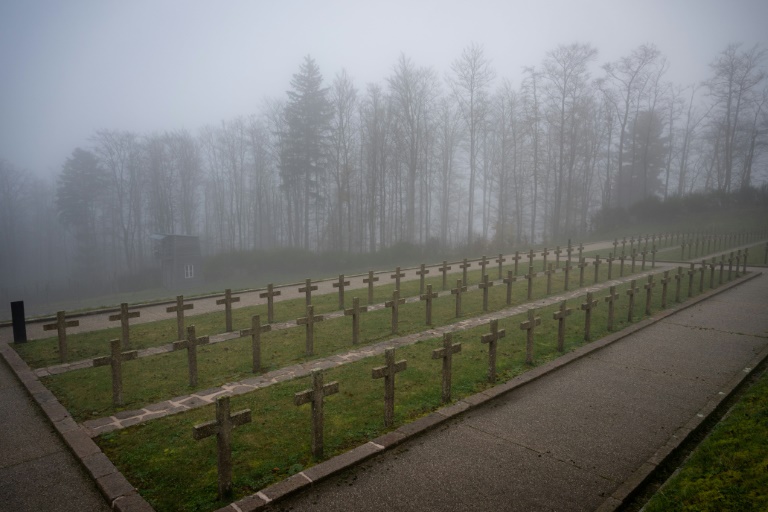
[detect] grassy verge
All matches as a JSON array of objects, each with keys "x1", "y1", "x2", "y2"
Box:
[
  {"x1": 92, "y1": 270, "x2": 737, "y2": 512},
  {"x1": 643, "y1": 367, "x2": 768, "y2": 512}
]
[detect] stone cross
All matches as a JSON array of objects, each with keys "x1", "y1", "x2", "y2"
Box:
[
  {"x1": 479, "y1": 274, "x2": 494, "y2": 312},
  {"x1": 495, "y1": 254, "x2": 506, "y2": 279},
  {"x1": 606, "y1": 253, "x2": 615, "y2": 280},
  {"x1": 674, "y1": 266, "x2": 683, "y2": 303},
  {"x1": 512, "y1": 251, "x2": 522, "y2": 275},
  {"x1": 239, "y1": 315, "x2": 272, "y2": 373},
  {"x1": 479, "y1": 255, "x2": 489, "y2": 280},
  {"x1": 708, "y1": 259, "x2": 716, "y2": 289},
  {"x1": 385, "y1": 290, "x2": 406, "y2": 334},
  {"x1": 563, "y1": 261, "x2": 572, "y2": 291},
  {"x1": 651, "y1": 246, "x2": 657, "y2": 268},
  {"x1": 299, "y1": 279, "x2": 318, "y2": 307},
  {"x1": 459, "y1": 259, "x2": 471, "y2": 285},
  {"x1": 217, "y1": 289, "x2": 241, "y2": 332},
  {"x1": 553, "y1": 300, "x2": 573, "y2": 352},
  {"x1": 481, "y1": 319, "x2": 506, "y2": 382},
  {"x1": 580, "y1": 292, "x2": 598, "y2": 341},
  {"x1": 503, "y1": 271, "x2": 517, "y2": 305},
  {"x1": 432, "y1": 333, "x2": 461, "y2": 403},
  {"x1": 332, "y1": 274, "x2": 351, "y2": 309},
  {"x1": 193, "y1": 395, "x2": 251, "y2": 499},
  {"x1": 719, "y1": 256, "x2": 725, "y2": 285},
  {"x1": 420, "y1": 284, "x2": 438, "y2": 324},
  {"x1": 416, "y1": 264, "x2": 430, "y2": 294},
  {"x1": 372, "y1": 348, "x2": 407, "y2": 427},
  {"x1": 451, "y1": 279, "x2": 467, "y2": 317},
  {"x1": 640, "y1": 249, "x2": 647, "y2": 271},
  {"x1": 391, "y1": 266, "x2": 406, "y2": 291},
  {"x1": 578, "y1": 243, "x2": 584, "y2": 261},
  {"x1": 735, "y1": 250, "x2": 742, "y2": 278},
  {"x1": 604, "y1": 286, "x2": 620, "y2": 331},
  {"x1": 660, "y1": 271, "x2": 670, "y2": 308},
  {"x1": 593, "y1": 255, "x2": 601, "y2": 284},
  {"x1": 166, "y1": 295, "x2": 194, "y2": 342},
  {"x1": 578, "y1": 258, "x2": 588, "y2": 288},
  {"x1": 612, "y1": 239, "x2": 618, "y2": 255},
  {"x1": 687, "y1": 263, "x2": 696, "y2": 298},
  {"x1": 525, "y1": 265, "x2": 536, "y2": 300},
  {"x1": 619, "y1": 253, "x2": 626, "y2": 277},
  {"x1": 527, "y1": 249, "x2": 535, "y2": 269},
  {"x1": 644, "y1": 275, "x2": 656, "y2": 316},
  {"x1": 698, "y1": 260, "x2": 707, "y2": 293},
  {"x1": 727, "y1": 252, "x2": 733, "y2": 281},
  {"x1": 742, "y1": 248, "x2": 748, "y2": 274},
  {"x1": 294, "y1": 369, "x2": 339, "y2": 458},
  {"x1": 297, "y1": 305, "x2": 324, "y2": 356},
  {"x1": 566, "y1": 244, "x2": 573, "y2": 265},
  {"x1": 520, "y1": 308, "x2": 541, "y2": 365},
  {"x1": 626, "y1": 280, "x2": 639, "y2": 322},
  {"x1": 438, "y1": 261, "x2": 452, "y2": 290},
  {"x1": 630, "y1": 236, "x2": 635, "y2": 253},
  {"x1": 259, "y1": 284, "x2": 280, "y2": 324},
  {"x1": 554, "y1": 246, "x2": 563, "y2": 268},
  {"x1": 344, "y1": 297, "x2": 368, "y2": 344},
  {"x1": 108, "y1": 303, "x2": 140, "y2": 350},
  {"x1": 93, "y1": 338, "x2": 137, "y2": 406},
  {"x1": 621, "y1": 237, "x2": 627, "y2": 255},
  {"x1": 545, "y1": 263, "x2": 555, "y2": 295},
  {"x1": 630, "y1": 250, "x2": 637, "y2": 273},
  {"x1": 363, "y1": 271, "x2": 379, "y2": 304},
  {"x1": 43, "y1": 311, "x2": 79, "y2": 363},
  {"x1": 541, "y1": 247, "x2": 550, "y2": 269},
  {"x1": 173, "y1": 325, "x2": 210, "y2": 387}
]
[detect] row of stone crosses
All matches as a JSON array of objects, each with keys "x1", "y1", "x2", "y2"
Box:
[
  {"x1": 40, "y1": 233, "x2": 762, "y2": 372},
  {"x1": 189, "y1": 252, "x2": 751, "y2": 500}
]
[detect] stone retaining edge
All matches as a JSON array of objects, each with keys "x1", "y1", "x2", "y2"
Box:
[{"x1": 212, "y1": 271, "x2": 762, "y2": 512}]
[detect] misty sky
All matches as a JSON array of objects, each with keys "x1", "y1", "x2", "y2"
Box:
[{"x1": 1, "y1": 0, "x2": 767, "y2": 177}]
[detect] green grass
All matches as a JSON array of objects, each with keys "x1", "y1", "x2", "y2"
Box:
[
  {"x1": 643, "y1": 367, "x2": 768, "y2": 512},
  {"x1": 89, "y1": 268, "x2": 740, "y2": 512}
]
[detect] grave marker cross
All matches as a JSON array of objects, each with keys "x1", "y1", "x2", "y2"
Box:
[
  {"x1": 420, "y1": 285, "x2": 438, "y2": 324},
  {"x1": 619, "y1": 253, "x2": 626, "y2": 277},
  {"x1": 699, "y1": 260, "x2": 707, "y2": 293},
  {"x1": 708, "y1": 259, "x2": 716, "y2": 289},
  {"x1": 727, "y1": 252, "x2": 734, "y2": 281},
  {"x1": 640, "y1": 249, "x2": 647, "y2": 271},
  {"x1": 416, "y1": 264, "x2": 430, "y2": 294},
  {"x1": 108, "y1": 303, "x2": 140, "y2": 350},
  {"x1": 644, "y1": 275, "x2": 656, "y2": 316},
  {"x1": 43, "y1": 311, "x2": 79, "y2": 363},
  {"x1": 299, "y1": 279, "x2": 318, "y2": 307},
  {"x1": 554, "y1": 246, "x2": 563, "y2": 268},
  {"x1": 385, "y1": 290, "x2": 406, "y2": 334},
  {"x1": 391, "y1": 267, "x2": 406, "y2": 291},
  {"x1": 553, "y1": 300, "x2": 573, "y2": 352},
  {"x1": 459, "y1": 259, "x2": 471, "y2": 285},
  {"x1": 580, "y1": 292, "x2": 599, "y2": 341},
  {"x1": 503, "y1": 271, "x2": 517, "y2": 305},
  {"x1": 593, "y1": 255, "x2": 602, "y2": 284},
  {"x1": 193, "y1": 395, "x2": 251, "y2": 499},
  {"x1": 432, "y1": 333, "x2": 461, "y2": 403},
  {"x1": 495, "y1": 254, "x2": 506, "y2": 279},
  {"x1": 344, "y1": 297, "x2": 368, "y2": 344},
  {"x1": 173, "y1": 325, "x2": 210, "y2": 387},
  {"x1": 687, "y1": 263, "x2": 696, "y2": 298},
  {"x1": 332, "y1": 274, "x2": 351, "y2": 309},
  {"x1": 527, "y1": 249, "x2": 535, "y2": 269},
  {"x1": 297, "y1": 305, "x2": 324, "y2": 356},
  {"x1": 93, "y1": 338, "x2": 138, "y2": 406},
  {"x1": 545, "y1": 264, "x2": 556, "y2": 295},
  {"x1": 239, "y1": 315, "x2": 272, "y2": 373},
  {"x1": 525, "y1": 266, "x2": 536, "y2": 300},
  {"x1": 479, "y1": 275, "x2": 494, "y2": 312},
  {"x1": 363, "y1": 271, "x2": 379, "y2": 305},
  {"x1": 626, "y1": 280, "x2": 640, "y2": 322},
  {"x1": 512, "y1": 251, "x2": 522, "y2": 275},
  {"x1": 604, "y1": 286, "x2": 620, "y2": 331},
  {"x1": 166, "y1": 295, "x2": 193, "y2": 341},
  {"x1": 719, "y1": 256, "x2": 725, "y2": 285},
  {"x1": 481, "y1": 319, "x2": 506, "y2": 382},
  {"x1": 660, "y1": 271, "x2": 671, "y2": 309},
  {"x1": 294, "y1": 369, "x2": 339, "y2": 458},
  {"x1": 217, "y1": 289, "x2": 241, "y2": 332},
  {"x1": 541, "y1": 247, "x2": 550, "y2": 269},
  {"x1": 520, "y1": 308, "x2": 542, "y2": 365},
  {"x1": 578, "y1": 258, "x2": 588, "y2": 288},
  {"x1": 451, "y1": 279, "x2": 468, "y2": 317},
  {"x1": 674, "y1": 266, "x2": 683, "y2": 303},
  {"x1": 606, "y1": 253, "x2": 615, "y2": 280},
  {"x1": 259, "y1": 284, "x2": 280, "y2": 324},
  {"x1": 563, "y1": 261, "x2": 572, "y2": 291},
  {"x1": 438, "y1": 261, "x2": 452, "y2": 290},
  {"x1": 630, "y1": 250, "x2": 637, "y2": 273},
  {"x1": 479, "y1": 256, "x2": 489, "y2": 281},
  {"x1": 578, "y1": 243, "x2": 584, "y2": 261},
  {"x1": 372, "y1": 348, "x2": 407, "y2": 427}
]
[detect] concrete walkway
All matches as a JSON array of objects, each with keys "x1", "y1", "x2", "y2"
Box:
[{"x1": 247, "y1": 270, "x2": 768, "y2": 512}]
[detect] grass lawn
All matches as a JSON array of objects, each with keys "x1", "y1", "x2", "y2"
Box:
[{"x1": 643, "y1": 366, "x2": 768, "y2": 512}]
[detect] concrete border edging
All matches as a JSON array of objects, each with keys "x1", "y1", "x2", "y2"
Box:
[{"x1": 213, "y1": 271, "x2": 762, "y2": 511}]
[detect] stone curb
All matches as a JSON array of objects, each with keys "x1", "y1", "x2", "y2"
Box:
[
  {"x1": 0, "y1": 340, "x2": 153, "y2": 511},
  {"x1": 212, "y1": 271, "x2": 762, "y2": 512}
]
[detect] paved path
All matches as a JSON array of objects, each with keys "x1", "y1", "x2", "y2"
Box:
[
  {"x1": 251, "y1": 270, "x2": 768, "y2": 512},
  {"x1": 0, "y1": 354, "x2": 110, "y2": 511}
]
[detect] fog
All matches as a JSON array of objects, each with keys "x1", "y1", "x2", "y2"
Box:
[{"x1": 1, "y1": 0, "x2": 767, "y2": 317}]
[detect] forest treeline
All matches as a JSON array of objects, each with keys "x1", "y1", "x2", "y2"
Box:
[{"x1": 0, "y1": 42, "x2": 766, "y2": 300}]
